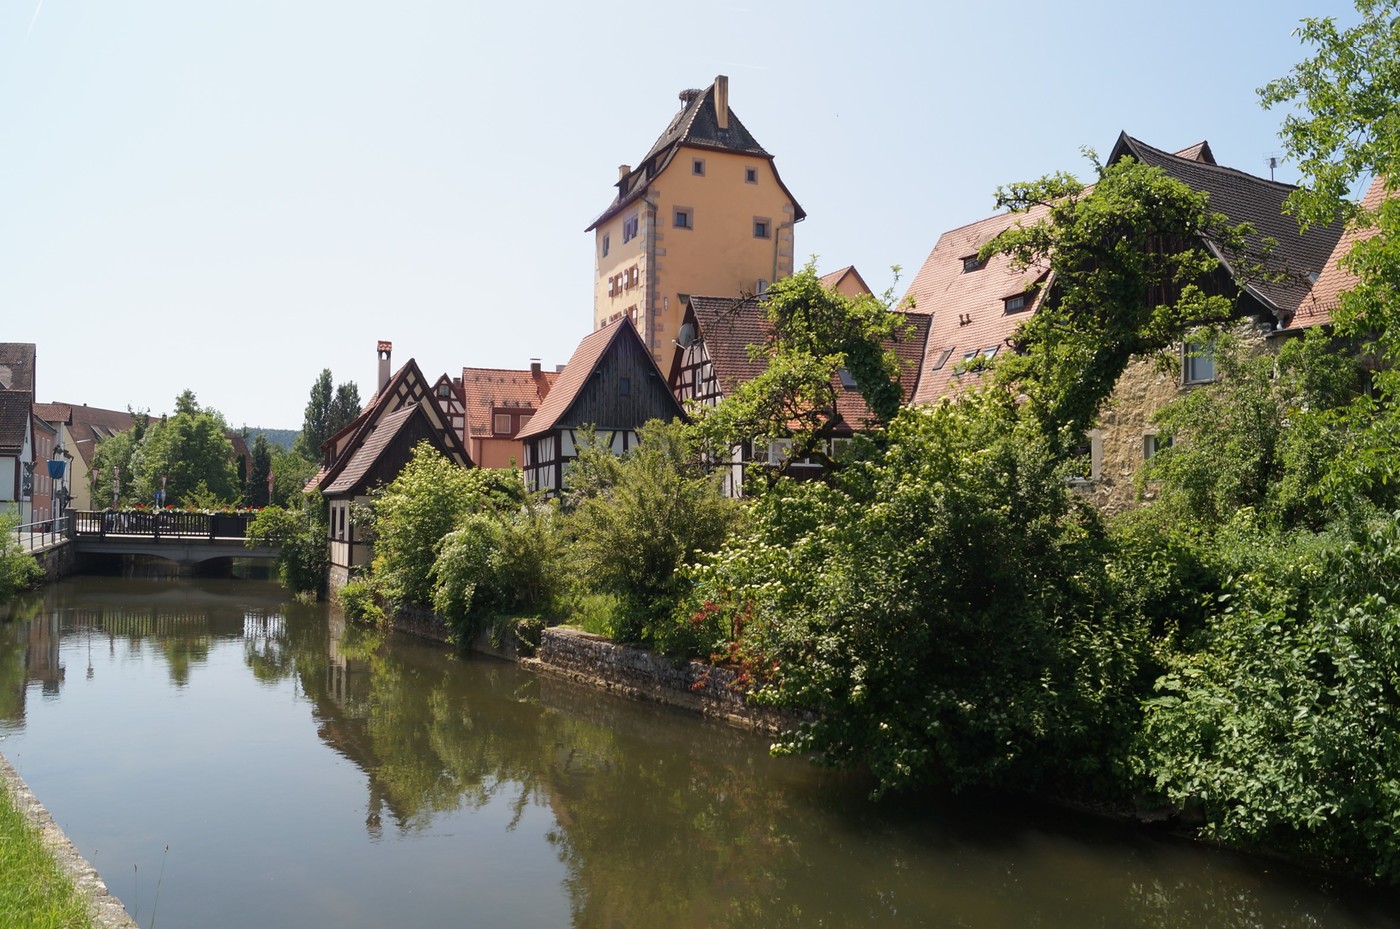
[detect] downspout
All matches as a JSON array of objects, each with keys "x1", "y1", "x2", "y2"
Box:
[{"x1": 643, "y1": 195, "x2": 658, "y2": 350}]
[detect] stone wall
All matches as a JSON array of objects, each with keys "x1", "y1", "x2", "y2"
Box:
[
  {"x1": 1087, "y1": 322, "x2": 1272, "y2": 516},
  {"x1": 528, "y1": 626, "x2": 805, "y2": 735},
  {"x1": 29, "y1": 539, "x2": 75, "y2": 582}
]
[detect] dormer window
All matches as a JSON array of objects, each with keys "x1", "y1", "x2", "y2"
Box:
[
  {"x1": 962, "y1": 255, "x2": 986, "y2": 273},
  {"x1": 838, "y1": 368, "x2": 858, "y2": 390},
  {"x1": 1004, "y1": 293, "x2": 1029, "y2": 313}
]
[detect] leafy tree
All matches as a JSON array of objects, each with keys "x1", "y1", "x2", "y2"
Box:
[
  {"x1": 270, "y1": 446, "x2": 318, "y2": 507},
  {"x1": 294, "y1": 370, "x2": 362, "y2": 460},
  {"x1": 1140, "y1": 327, "x2": 1369, "y2": 530},
  {"x1": 370, "y1": 443, "x2": 524, "y2": 607},
  {"x1": 0, "y1": 514, "x2": 43, "y2": 599},
  {"x1": 246, "y1": 434, "x2": 274, "y2": 507},
  {"x1": 689, "y1": 393, "x2": 1141, "y2": 796},
  {"x1": 987, "y1": 154, "x2": 1264, "y2": 452},
  {"x1": 128, "y1": 392, "x2": 239, "y2": 506},
  {"x1": 246, "y1": 502, "x2": 328, "y2": 596},
  {"x1": 566, "y1": 420, "x2": 739, "y2": 650},
  {"x1": 693, "y1": 263, "x2": 912, "y2": 480},
  {"x1": 88, "y1": 409, "x2": 149, "y2": 507}
]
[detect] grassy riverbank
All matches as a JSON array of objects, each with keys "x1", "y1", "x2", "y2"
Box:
[{"x1": 0, "y1": 783, "x2": 95, "y2": 929}]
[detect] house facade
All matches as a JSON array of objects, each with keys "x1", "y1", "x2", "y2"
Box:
[
  {"x1": 900, "y1": 132, "x2": 1347, "y2": 514},
  {"x1": 460, "y1": 362, "x2": 558, "y2": 469},
  {"x1": 307, "y1": 342, "x2": 472, "y2": 587},
  {"x1": 518, "y1": 318, "x2": 683, "y2": 496},
  {"x1": 587, "y1": 75, "x2": 805, "y2": 369},
  {"x1": 0, "y1": 344, "x2": 37, "y2": 525},
  {"x1": 30, "y1": 403, "x2": 135, "y2": 512}
]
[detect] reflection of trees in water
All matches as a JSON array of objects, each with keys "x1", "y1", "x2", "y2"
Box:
[{"x1": 233, "y1": 607, "x2": 1400, "y2": 929}]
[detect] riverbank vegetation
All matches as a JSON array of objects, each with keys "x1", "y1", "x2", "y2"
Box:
[
  {"x1": 0, "y1": 783, "x2": 96, "y2": 929},
  {"x1": 0, "y1": 515, "x2": 43, "y2": 602}
]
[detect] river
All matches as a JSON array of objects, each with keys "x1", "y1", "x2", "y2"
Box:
[{"x1": 1, "y1": 575, "x2": 1396, "y2": 929}]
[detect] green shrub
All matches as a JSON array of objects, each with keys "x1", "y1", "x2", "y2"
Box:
[
  {"x1": 513, "y1": 618, "x2": 545, "y2": 657},
  {"x1": 338, "y1": 577, "x2": 385, "y2": 625},
  {"x1": 0, "y1": 515, "x2": 43, "y2": 601},
  {"x1": 246, "y1": 503, "x2": 328, "y2": 597}
]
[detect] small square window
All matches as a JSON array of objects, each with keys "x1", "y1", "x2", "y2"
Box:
[
  {"x1": 493, "y1": 413, "x2": 513, "y2": 435},
  {"x1": 1004, "y1": 293, "x2": 1028, "y2": 313},
  {"x1": 1144, "y1": 434, "x2": 1173, "y2": 460},
  {"x1": 745, "y1": 167, "x2": 757, "y2": 184},
  {"x1": 436, "y1": 383, "x2": 451, "y2": 398},
  {"x1": 962, "y1": 255, "x2": 986, "y2": 273},
  {"x1": 753, "y1": 218, "x2": 770, "y2": 239},
  {"x1": 1183, "y1": 340, "x2": 1215, "y2": 384},
  {"x1": 673, "y1": 207, "x2": 693, "y2": 229},
  {"x1": 619, "y1": 377, "x2": 631, "y2": 397},
  {"x1": 692, "y1": 158, "x2": 705, "y2": 176}
]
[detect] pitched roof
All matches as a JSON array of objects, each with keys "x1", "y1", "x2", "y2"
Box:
[
  {"x1": 817, "y1": 265, "x2": 874, "y2": 297},
  {"x1": 309, "y1": 357, "x2": 471, "y2": 493},
  {"x1": 1286, "y1": 176, "x2": 1389, "y2": 331},
  {"x1": 324, "y1": 405, "x2": 419, "y2": 495},
  {"x1": 1110, "y1": 132, "x2": 1345, "y2": 319},
  {"x1": 682, "y1": 293, "x2": 932, "y2": 427},
  {"x1": 0, "y1": 344, "x2": 35, "y2": 393},
  {"x1": 902, "y1": 204, "x2": 1053, "y2": 405},
  {"x1": 461, "y1": 366, "x2": 557, "y2": 437},
  {"x1": 32, "y1": 403, "x2": 136, "y2": 462},
  {"x1": 586, "y1": 76, "x2": 806, "y2": 232},
  {"x1": 517, "y1": 318, "x2": 674, "y2": 440},
  {"x1": 0, "y1": 390, "x2": 32, "y2": 453}
]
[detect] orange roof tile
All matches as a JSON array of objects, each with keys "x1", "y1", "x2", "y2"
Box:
[
  {"x1": 461, "y1": 366, "x2": 557, "y2": 437},
  {"x1": 1285, "y1": 176, "x2": 1389, "y2": 332}
]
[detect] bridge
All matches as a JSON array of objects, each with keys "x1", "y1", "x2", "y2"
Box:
[{"x1": 69, "y1": 510, "x2": 279, "y2": 566}]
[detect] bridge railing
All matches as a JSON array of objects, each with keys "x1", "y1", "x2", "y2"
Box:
[
  {"x1": 72, "y1": 510, "x2": 253, "y2": 541},
  {"x1": 9, "y1": 514, "x2": 70, "y2": 553}
]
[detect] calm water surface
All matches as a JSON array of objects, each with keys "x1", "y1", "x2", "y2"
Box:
[{"x1": 1, "y1": 576, "x2": 1396, "y2": 929}]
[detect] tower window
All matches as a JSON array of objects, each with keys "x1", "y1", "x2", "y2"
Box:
[
  {"x1": 602, "y1": 233, "x2": 610, "y2": 257},
  {"x1": 692, "y1": 157, "x2": 706, "y2": 176},
  {"x1": 622, "y1": 213, "x2": 639, "y2": 243},
  {"x1": 745, "y1": 167, "x2": 757, "y2": 183},
  {"x1": 673, "y1": 207, "x2": 693, "y2": 229},
  {"x1": 753, "y1": 218, "x2": 771, "y2": 239}
]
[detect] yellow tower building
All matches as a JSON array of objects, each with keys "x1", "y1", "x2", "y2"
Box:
[{"x1": 586, "y1": 75, "x2": 805, "y2": 368}]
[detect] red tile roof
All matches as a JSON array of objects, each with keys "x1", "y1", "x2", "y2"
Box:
[
  {"x1": 902, "y1": 204, "x2": 1053, "y2": 405},
  {"x1": 461, "y1": 366, "x2": 557, "y2": 437},
  {"x1": 1285, "y1": 176, "x2": 1389, "y2": 331},
  {"x1": 324, "y1": 405, "x2": 418, "y2": 495}
]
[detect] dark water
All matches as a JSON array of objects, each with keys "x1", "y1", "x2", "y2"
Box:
[{"x1": 1, "y1": 576, "x2": 1396, "y2": 929}]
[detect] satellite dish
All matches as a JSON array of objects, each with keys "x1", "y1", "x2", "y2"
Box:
[{"x1": 676, "y1": 322, "x2": 697, "y2": 348}]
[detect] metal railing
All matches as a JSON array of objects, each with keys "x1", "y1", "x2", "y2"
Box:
[
  {"x1": 9, "y1": 514, "x2": 70, "y2": 553},
  {"x1": 71, "y1": 510, "x2": 253, "y2": 541}
]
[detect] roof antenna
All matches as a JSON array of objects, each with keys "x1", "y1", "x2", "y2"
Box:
[{"x1": 1265, "y1": 153, "x2": 1279, "y2": 181}]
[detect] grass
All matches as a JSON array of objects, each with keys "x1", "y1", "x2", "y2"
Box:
[{"x1": 0, "y1": 783, "x2": 96, "y2": 929}]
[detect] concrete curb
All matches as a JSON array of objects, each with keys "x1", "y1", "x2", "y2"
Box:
[{"x1": 0, "y1": 751, "x2": 139, "y2": 929}]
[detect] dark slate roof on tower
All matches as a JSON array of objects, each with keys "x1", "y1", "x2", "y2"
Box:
[
  {"x1": 1109, "y1": 132, "x2": 1345, "y2": 319},
  {"x1": 586, "y1": 76, "x2": 806, "y2": 232}
]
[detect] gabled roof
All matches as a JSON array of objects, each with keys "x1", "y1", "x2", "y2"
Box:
[
  {"x1": 1286, "y1": 176, "x2": 1389, "y2": 331},
  {"x1": 309, "y1": 357, "x2": 471, "y2": 493},
  {"x1": 324, "y1": 405, "x2": 419, "y2": 495},
  {"x1": 586, "y1": 76, "x2": 806, "y2": 232},
  {"x1": 461, "y1": 366, "x2": 557, "y2": 437},
  {"x1": 0, "y1": 344, "x2": 35, "y2": 393},
  {"x1": 678, "y1": 293, "x2": 932, "y2": 427},
  {"x1": 32, "y1": 403, "x2": 136, "y2": 463},
  {"x1": 903, "y1": 204, "x2": 1053, "y2": 405},
  {"x1": 817, "y1": 265, "x2": 874, "y2": 298},
  {"x1": 0, "y1": 390, "x2": 32, "y2": 453},
  {"x1": 1109, "y1": 132, "x2": 1346, "y2": 319},
  {"x1": 517, "y1": 318, "x2": 674, "y2": 440}
]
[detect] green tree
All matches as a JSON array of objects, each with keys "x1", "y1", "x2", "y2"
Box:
[
  {"x1": 370, "y1": 443, "x2": 523, "y2": 607},
  {"x1": 270, "y1": 445, "x2": 318, "y2": 507},
  {"x1": 246, "y1": 502, "x2": 328, "y2": 596},
  {"x1": 987, "y1": 154, "x2": 1263, "y2": 452},
  {"x1": 0, "y1": 514, "x2": 43, "y2": 599},
  {"x1": 689, "y1": 393, "x2": 1140, "y2": 796},
  {"x1": 128, "y1": 392, "x2": 239, "y2": 506},
  {"x1": 88, "y1": 409, "x2": 149, "y2": 507},
  {"x1": 694, "y1": 263, "x2": 912, "y2": 480},
  {"x1": 293, "y1": 370, "x2": 362, "y2": 459},
  {"x1": 246, "y1": 434, "x2": 274, "y2": 507},
  {"x1": 565, "y1": 419, "x2": 739, "y2": 650}
]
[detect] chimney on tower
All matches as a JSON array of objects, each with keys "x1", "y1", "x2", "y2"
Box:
[{"x1": 714, "y1": 75, "x2": 729, "y2": 130}]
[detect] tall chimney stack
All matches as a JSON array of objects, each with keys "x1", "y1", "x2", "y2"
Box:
[
  {"x1": 618, "y1": 164, "x2": 631, "y2": 180},
  {"x1": 377, "y1": 341, "x2": 393, "y2": 392},
  {"x1": 714, "y1": 75, "x2": 729, "y2": 130}
]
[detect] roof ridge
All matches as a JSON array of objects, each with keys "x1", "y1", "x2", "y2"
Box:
[{"x1": 1122, "y1": 133, "x2": 1301, "y2": 193}]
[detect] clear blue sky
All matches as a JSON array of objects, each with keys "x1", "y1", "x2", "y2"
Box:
[{"x1": 0, "y1": 0, "x2": 1361, "y2": 429}]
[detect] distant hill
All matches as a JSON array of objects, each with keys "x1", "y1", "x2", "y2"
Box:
[{"x1": 244, "y1": 428, "x2": 299, "y2": 451}]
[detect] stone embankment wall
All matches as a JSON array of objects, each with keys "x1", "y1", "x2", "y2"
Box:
[
  {"x1": 527, "y1": 626, "x2": 803, "y2": 735},
  {"x1": 29, "y1": 539, "x2": 75, "y2": 582},
  {"x1": 0, "y1": 753, "x2": 139, "y2": 929}
]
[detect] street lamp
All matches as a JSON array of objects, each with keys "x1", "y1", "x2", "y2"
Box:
[{"x1": 112, "y1": 466, "x2": 120, "y2": 509}]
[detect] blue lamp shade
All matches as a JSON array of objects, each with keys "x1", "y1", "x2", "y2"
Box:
[{"x1": 47, "y1": 459, "x2": 67, "y2": 480}]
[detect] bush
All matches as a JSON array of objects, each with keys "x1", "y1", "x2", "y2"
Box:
[
  {"x1": 246, "y1": 503, "x2": 328, "y2": 596},
  {"x1": 0, "y1": 519, "x2": 43, "y2": 601},
  {"x1": 337, "y1": 577, "x2": 385, "y2": 625}
]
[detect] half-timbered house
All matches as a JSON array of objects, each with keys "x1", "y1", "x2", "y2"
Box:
[
  {"x1": 517, "y1": 318, "x2": 683, "y2": 496},
  {"x1": 307, "y1": 342, "x2": 472, "y2": 587},
  {"x1": 667, "y1": 291, "x2": 930, "y2": 495}
]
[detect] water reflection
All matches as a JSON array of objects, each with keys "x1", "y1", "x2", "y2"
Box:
[{"x1": 1, "y1": 578, "x2": 1397, "y2": 929}]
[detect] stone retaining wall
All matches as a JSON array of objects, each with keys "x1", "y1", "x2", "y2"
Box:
[
  {"x1": 527, "y1": 626, "x2": 804, "y2": 734},
  {"x1": 0, "y1": 752, "x2": 139, "y2": 929}
]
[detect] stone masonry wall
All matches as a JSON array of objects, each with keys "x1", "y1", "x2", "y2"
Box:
[{"x1": 529, "y1": 626, "x2": 804, "y2": 735}]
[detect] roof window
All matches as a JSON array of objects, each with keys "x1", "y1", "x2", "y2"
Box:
[
  {"x1": 929, "y1": 348, "x2": 954, "y2": 371},
  {"x1": 1004, "y1": 293, "x2": 1029, "y2": 313},
  {"x1": 962, "y1": 255, "x2": 986, "y2": 273}
]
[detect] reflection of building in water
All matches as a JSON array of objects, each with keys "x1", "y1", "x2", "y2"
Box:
[{"x1": 0, "y1": 609, "x2": 65, "y2": 724}]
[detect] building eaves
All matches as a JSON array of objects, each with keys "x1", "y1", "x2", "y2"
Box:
[
  {"x1": 324, "y1": 405, "x2": 419, "y2": 495},
  {"x1": 517, "y1": 320, "x2": 638, "y2": 441}
]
